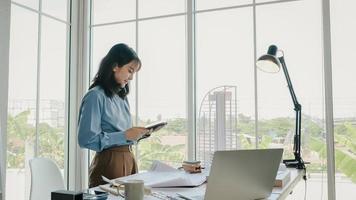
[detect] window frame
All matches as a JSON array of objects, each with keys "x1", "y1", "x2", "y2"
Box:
[
  {"x1": 79, "y1": 0, "x2": 337, "y2": 198},
  {"x1": 5, "y1": 0, "x2": 72, "y2": 197},
  {"x1": 0, "y1": 0, "x2": 11, "y2": 199}
]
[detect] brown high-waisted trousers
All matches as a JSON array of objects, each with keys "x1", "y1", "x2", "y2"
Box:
[{"x1": 89, "y1": 145, "x2": 138, "y2": 188}]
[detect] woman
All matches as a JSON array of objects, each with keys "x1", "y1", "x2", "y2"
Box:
[{"x1": 78, "y1": 43, "x2": 149, "y2": 187}]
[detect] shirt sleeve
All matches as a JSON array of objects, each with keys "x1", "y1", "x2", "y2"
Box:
[{"x1": 77, "y1": 90, "x2": 129, "y2": 152}]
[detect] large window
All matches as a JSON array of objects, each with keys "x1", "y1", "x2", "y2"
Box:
[
  {"x1": 330, "y1": 0, "x2": 356, "y2": 198},
  {"x1": 91, "y1": 1, "x2": 188, "y2": 170},
  {"x1": 137, "y1": 16, "x2": 187, "y2": 168},
  {"x1": 88, "y1": 0, "x2": 356, "y2": 199},
  {"x1": 196, "y1": 7, "x2": 255, "y2": 164},
  {"x1": 256, "y1": 1, "x2": 328, "y2": 199},
  {"x1": 7, "y1": 1, "x2": 69, "y2": 200},
  {"x1": 5, "y1": 0, "x2": 355, "y2": 199}
]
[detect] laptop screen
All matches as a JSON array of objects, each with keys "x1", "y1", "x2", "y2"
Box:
[{"x1": 205, "y1": 149, "x2": 283, "y2": 200}]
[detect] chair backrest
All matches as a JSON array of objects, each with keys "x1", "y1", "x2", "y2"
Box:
[{"x1": 29, "y1": 157, "x2": 65, "y2": 200}]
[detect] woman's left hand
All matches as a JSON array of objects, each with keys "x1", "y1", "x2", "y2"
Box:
[{"x1": 125, "y1": 127, "x2": 150, "y2": 141}]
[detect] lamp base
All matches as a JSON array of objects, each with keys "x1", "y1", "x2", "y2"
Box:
[{"x1": 283, "y1": 159, "x2": 305, "y2": 169}]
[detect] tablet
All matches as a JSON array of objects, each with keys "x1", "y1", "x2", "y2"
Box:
[
  {"x1": 137, "y1": 121, "x2": 168, "y2": 142},
  {"x1": 144, "y1": 121, "x2": 168, "y2": 132}
]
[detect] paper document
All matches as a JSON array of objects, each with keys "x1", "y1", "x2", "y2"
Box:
[
  {"x1": 149, "y1": 160, "x2": 177, "y2": 172},
  {"x1": 115, "y1": 161, "x2": 207, "y2": 187}
]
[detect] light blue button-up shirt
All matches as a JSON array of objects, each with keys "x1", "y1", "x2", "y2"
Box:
[{"x1": 78, "y1": 86, "x2": 133, "y2": 152}]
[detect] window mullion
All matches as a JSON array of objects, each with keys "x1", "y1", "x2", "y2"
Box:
[
  {"x1": 252, "y1": 0, "x2": 258, "y2": 149},
  {"x1": 34, "y1": 0, "x2": 43, "y2": 157},
  {"x1": 322, "y1": 0, "x2": 336, "y2": 199},
  {"x1": 187, "y1": 0, "x2": 196, "y2": 160},
  {"x1": 67, "y1": 0, "x2": 90, "y2": 191},
  {"x1": 0, "y1": 0, "x2": 11, "y2": 199}
]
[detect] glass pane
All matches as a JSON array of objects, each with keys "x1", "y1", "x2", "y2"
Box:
[
  {"x1": 7, "y1": 6, "x2": 38, "y2": 200},
  {"x1": 196, "y1": 8, "x2": 255, "y2": 165},
  {"x1": 256, "y1": 0, "x2": 326, "y2": 199},
  {"x1": 42, "y1": 0, "x2": 68, "y2": 21},
  {"x1": 39, "y1": 16, "x2": 67, "y2": 176},
  {"x1": 138, "y1": 16, "x2": 187, "y2": 170},
  {"x1": 92, "y1": 0, "x2": 135, "y2": 25},
  {"x1": 330, "y1": 0, "x2": 356, "y2": 198},
  {"x1": 196, "y1": 0, "x2": 252, "y2": 11},
  {"x1": 138, "y1": 0, "x2": 185, "y2": 18},
  {"x1": 91, "y1": 23, "x2": 136, "y2": 83},
  {"x1": 12, "y1": 0, "x2": 38, "y2": 10}
]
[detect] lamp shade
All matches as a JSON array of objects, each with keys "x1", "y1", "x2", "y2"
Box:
[{"x1": 256, "y1": 45, "x2": 281, "y2": 73}]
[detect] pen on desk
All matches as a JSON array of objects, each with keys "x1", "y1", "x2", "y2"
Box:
[
  {"x1": 176, "y1": 193, "x2": 193, "y2": 200},
  {"x1": 178, "y1": 167, "x2": 205, "y2": 170}
]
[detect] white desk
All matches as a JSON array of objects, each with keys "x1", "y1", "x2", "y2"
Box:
[
  {"x1": 99, "y1": 169, "x2": 304, "y2": 200},
  {"x1": 268, "y1": 169, "x2": 305, "y2": 200}
]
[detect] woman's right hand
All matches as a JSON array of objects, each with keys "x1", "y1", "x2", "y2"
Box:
[{"x1": 125, "y1": 127, "x2": 149, "y2": 141}]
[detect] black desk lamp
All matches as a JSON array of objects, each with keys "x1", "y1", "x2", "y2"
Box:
[{"x1": 256, "y1": 45, "x2": 305, "y2": 169}]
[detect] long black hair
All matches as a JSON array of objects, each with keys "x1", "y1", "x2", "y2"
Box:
[{"x1": 89, "y1": 43, "x2": 141, "y2": 98}]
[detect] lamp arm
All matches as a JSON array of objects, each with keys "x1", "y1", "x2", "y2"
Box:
[
  {"x1": 278, "y1": 56, "x2": 300, "y2": 110},
  {"x1": 278, "y1": 56, "x2": 305, "y2": 169}
]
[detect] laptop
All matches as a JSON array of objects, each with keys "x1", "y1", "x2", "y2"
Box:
[{"x1": 204, "y1": 148, "x2": 283, "y2": 200}]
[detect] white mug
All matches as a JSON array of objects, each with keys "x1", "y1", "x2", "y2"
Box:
[{"x1": 118, "y1": 179, "x2": 144, "y2": 200}]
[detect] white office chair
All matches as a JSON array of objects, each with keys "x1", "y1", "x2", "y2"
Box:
[{"x1": 29, "y1": 157, "x2": 65, "y2": 200}]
